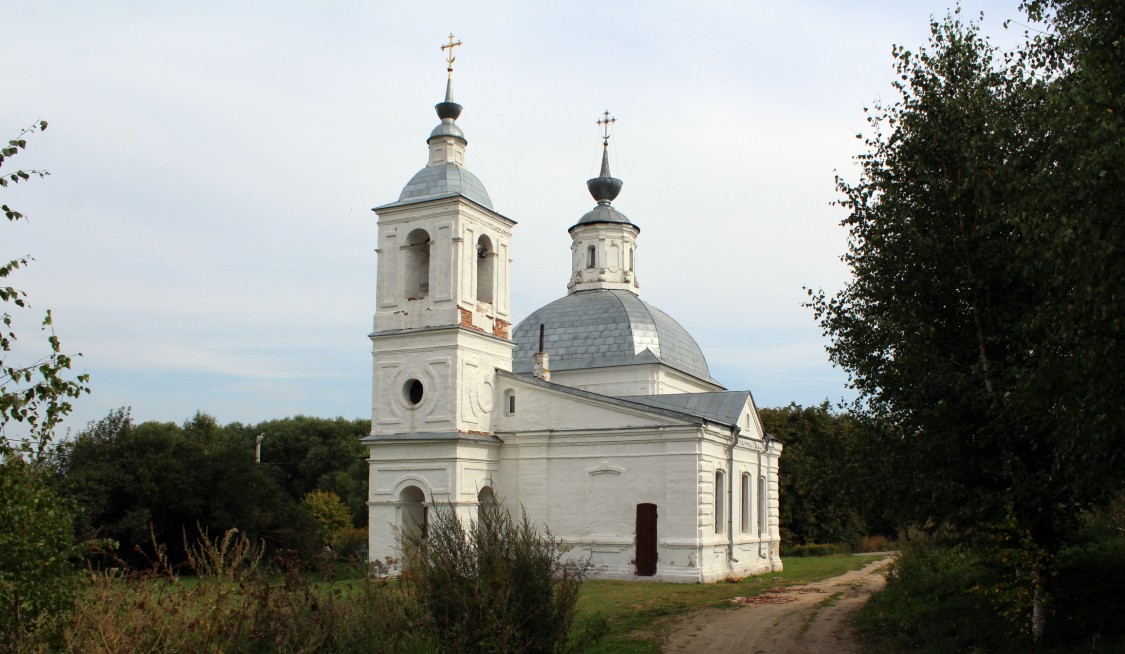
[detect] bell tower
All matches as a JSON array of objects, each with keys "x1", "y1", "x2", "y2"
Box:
[{"x1": 366, "y1": 36, "x2": 514, "y2": 565}]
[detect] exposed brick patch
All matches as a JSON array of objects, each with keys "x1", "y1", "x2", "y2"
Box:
[
  {"x1": 457, "y1": 306, "x2": 485, "y2": 333},
  {"x1": 458, "y1": 429, "x2": 492, "y2": 437},
  {"x1": 493, "y1": 318, "x2": 510, "y2": 339}
]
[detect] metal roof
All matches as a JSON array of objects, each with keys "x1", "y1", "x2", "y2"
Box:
[
  {"x1": 398, "y1": 163, "x2": 493, "y2": 209},
  {"x1": 572, "y1": 203, "x2": 635, "y2": 228},
  {"x1": 618, "y1": 391, "x2": 750, "y2": 427},
  {"x1": 512, "y1": 289, "x2": 718, "y2": 384}
]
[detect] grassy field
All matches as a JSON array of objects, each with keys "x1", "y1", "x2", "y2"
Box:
[{"x1": 576, "y1": 554, "x2": 884, "y2": 654}]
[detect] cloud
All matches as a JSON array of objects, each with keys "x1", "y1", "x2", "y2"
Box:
[{"x1": 3, "y1": 0, "x2": 1028, "y2": 427}]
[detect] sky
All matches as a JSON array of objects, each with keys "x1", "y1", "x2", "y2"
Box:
[{"x1": 2, "y1": 1, "x2": 1034, "y2": 433}]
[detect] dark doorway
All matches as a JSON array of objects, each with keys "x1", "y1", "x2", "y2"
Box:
[{"x1": 635, "y1": 503, "x2": 658, "y2": 576}]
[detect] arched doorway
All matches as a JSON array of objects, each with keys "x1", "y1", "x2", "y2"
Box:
[{"x1": 399, "y1": 485, "x2": 428, "y2": 541}]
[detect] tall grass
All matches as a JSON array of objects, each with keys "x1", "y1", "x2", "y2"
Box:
[
  {"x1": 12, "y1": 527, "x2": 431, "y2": 654},
  {"x1": 13, "y1": 507, "x2": 608, "y2": 653}
]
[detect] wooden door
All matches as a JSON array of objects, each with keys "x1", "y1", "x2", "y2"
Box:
[{"x1": 635, "y1": 503, "x2": 658, "y2": 576}]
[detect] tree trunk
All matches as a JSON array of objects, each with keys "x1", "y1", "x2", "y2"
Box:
[{"x1": 1031, "y1": 563, "x2": 1046, "y2": 643}]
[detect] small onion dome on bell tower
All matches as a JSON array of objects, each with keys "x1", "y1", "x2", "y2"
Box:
[
  {"x1": 571, "y1": 111, "x2": 636, "y2": 230},
  {"x1": 567, "y1": 111, "x2": 640, "y2": 295},
  {"x1": 430, "y1": 57, "x2": 464, "y2": 140},
  {"x1": 397, "y1": 33, "x2": 493, "y2": 209}
]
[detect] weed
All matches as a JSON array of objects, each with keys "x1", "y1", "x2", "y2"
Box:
[{"x1": 797, "y1": 591, "x2": 844, "y2": 637}]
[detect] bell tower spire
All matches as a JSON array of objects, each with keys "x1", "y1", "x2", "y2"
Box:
[{"x1": 567, "y1": 111, "x2": 640, "y2": 295}]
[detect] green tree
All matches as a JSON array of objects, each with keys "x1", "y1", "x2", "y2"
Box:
[
  {"x1": 810, "y1": 6, "x2": 1124, "y2": 641},
  {"x1": 300, "y1": 489, "x2": 351, "y2": 548},
  {"x1": 0, "y1": 457, "x2": 80, "y2": 643},
  {"x1": 0, "y1": 121, "x2": 89, "y2": 644},
  {"x1": 761, "y1": 403, "x2": 870, "y2": 547},
  {"x1": 228, "y1": 416, "x2": 369, "y2": 526},
  {"x1": 56, "y1": 409, "x2": 309, "y2": 567},
  {"x1": 1016, "y1": 0, "x2": 1125, "y2": 513}
]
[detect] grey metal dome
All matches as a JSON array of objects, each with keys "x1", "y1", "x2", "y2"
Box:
[
  {"x1": 399, "y1": 163, "x2": 493, "y2": 209},
  {"x1": 573, "y1": 203, "x2": 633, "y2": 228},
  {"x1": 429, "y1": 120, "x2": 465, "y2": 140},
  {"x1": 512, "y1": 289, "x2": 717, "y2": 383}
]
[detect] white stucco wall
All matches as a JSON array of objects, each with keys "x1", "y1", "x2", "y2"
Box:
[
  {"x1": 371, "y1": 328, "x2": 513, "y2": 437},
  {"x1": 366, "y1": 436, "x2": 500, "y2": 568},
  {"x1": 374, "y1": 196, "x2": 515, "y2": 337},
  {"x1": 491, "y1": 374, "x2": 783, "y2": 582},
  {"x1": 546, "y1": 363, "x2": 724, "y2": 397},
  {"x1": 567, "y1": 222, "x2": 641, "y2": 294}
]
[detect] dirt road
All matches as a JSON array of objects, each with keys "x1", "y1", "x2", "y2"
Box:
[{"x1": 661, "y1": 556, "x2": 894, "y2": 654}]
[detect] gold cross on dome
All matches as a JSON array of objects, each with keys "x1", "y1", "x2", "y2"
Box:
[
  {"x1": 597, "y1": 110, "x2": 616, "y2": 145},
  {"x1": 441, "y1": 33, "x2": 462, "y2": 74}
]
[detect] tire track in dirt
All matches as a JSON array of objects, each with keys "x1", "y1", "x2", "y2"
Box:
[{"x1": 661, "y1": 556, "x2": 893, "y2": 654}]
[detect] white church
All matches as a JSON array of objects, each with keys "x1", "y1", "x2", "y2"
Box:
[{"x1": 364, "y1": 48, "x2": 782, "y2": 582}]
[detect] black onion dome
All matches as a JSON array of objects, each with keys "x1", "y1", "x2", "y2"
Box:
[
  {"x1": 435, "y1": 100, "x2": 463, "y2": 121},
  {"x1": 587, "y1": 174, "x2": 622, "y2": 204},
  {"x1": 571, "y1": 142, "x2": 636, "y2": 230}
]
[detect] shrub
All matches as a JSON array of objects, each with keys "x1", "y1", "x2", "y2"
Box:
[
  {"x1": 1048, "y1": 503, "x2": 1125, "y2": 649},
  {"x1": 780, "y1": 542, "x2": 848, "y2": 557},
  {"x1": 857, "y1": 534, "x2": 892, "y2": 553},
  {"x1": 406, "y1": 502, "x2": 606, "y2": 653},
  {"x1": 854, "y1": 539, "x2": 1018, "y2": 653},
  {"x1": 0, "y1": 457, "x2": 82, "y2": 649},
  {"x1": 331, "y1": 526, "x2": 369, "y2": 563}
]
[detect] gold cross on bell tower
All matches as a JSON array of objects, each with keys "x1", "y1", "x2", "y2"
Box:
[
  {"x1": 441, "y1": 33, "x2": 462, "y2": 76},
  {"x1": 597, "y1": 110, "x2": 617, "y2": 146}
]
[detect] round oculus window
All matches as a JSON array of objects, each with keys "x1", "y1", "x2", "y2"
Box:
[{"x1": 403, "y1": 379, "x2": 424, "y2": 406}]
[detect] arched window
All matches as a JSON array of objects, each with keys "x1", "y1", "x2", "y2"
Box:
[
  {"x1": 741, "y1": 473, "x2": 751, "y2": 533},
  {"x1": 628, "y1": 247, "x2": 634, "y2": 272},
  {"x1": 400, "y1": 485, "x2": 428, "y2": 541},
  {"x1": 503, "y1": 389, "x2": 515, "y2": 415},
  {"x1": 477, "y1": 486, "x2": 497, "y2": 523},
  {"x1": 587, "y1": 244, "x2": 596, "y2": 269},
  {"x1": 714, "y1": 470, "x2": 725, "y2": 534},
  {"x1": 476, "y1": 234, "x2": 494, "y2": 304},
  {"x1": 404, "y1": 229, "x2": 430, "y2": 299}
]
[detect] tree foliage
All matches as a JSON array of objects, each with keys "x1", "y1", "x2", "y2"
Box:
[
  {"x1": 301, "y1": 490, "x2": 352, "y2": 548},
  {"x1": 813, "y1": 11, "x2": 1040, "y2": 533},
  {"x1": 761, "y1": 403, "x2": 875, "y2": 547},
  {"x1": 810, "y1": 2, "x2": 1124, "y2": 641},
  {"x1": 0, "y1": 121, "x2": 90, "y2": 646},
  {"x1": 0, "y1": 457, "x2": 81, "y2": 643},
  {"x1": 224, "y1": 415, "x2": 369, "y2": 525},
  {"x1": 55, "y1": 408, "x2": 312, "y2": 566},
  {"x1": 1, "y1": 120, "x2": 89, "y2": 457},
  {"x1": 54, "y1": 409, "x2": 369, "y2": 568}
]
